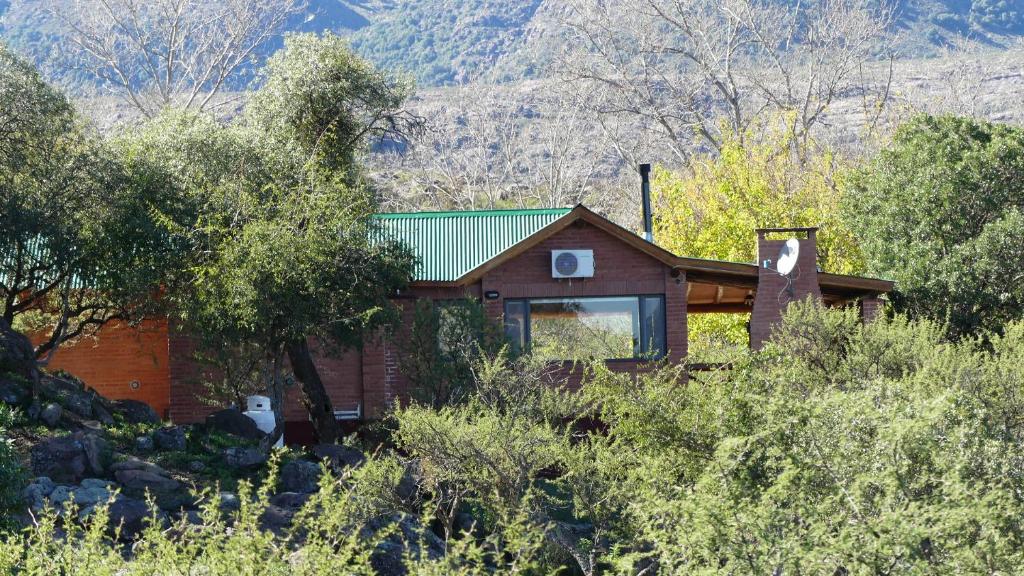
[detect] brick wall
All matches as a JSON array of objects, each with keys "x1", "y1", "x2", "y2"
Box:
[
  {"x1": 41, "y1": 319, "x2": 172, "y2": 418},
  {"x1": 750, "y1": 230, "x2": 822, "y2": 349}
]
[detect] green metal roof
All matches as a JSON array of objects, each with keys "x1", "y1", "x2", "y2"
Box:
[{"x1": 372, "y1": 208, "x2": 572, "y2": 282}]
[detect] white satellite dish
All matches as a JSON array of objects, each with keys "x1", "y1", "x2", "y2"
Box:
[{"x1": 776, "y1": 239, "x2": 800, "y2": 276}]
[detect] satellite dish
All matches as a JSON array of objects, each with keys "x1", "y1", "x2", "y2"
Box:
[{"x1": 776, "y1": 239, "x2": 800, "y2": 276}]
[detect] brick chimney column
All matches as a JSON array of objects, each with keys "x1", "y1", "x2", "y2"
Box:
[{"x1": 749, "y1": 228, "x2": 822, "y2": 349}]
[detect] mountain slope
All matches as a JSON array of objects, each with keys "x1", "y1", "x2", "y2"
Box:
[{"x1": 0, "y1": 0, "x2": 1021, "y2": 90}]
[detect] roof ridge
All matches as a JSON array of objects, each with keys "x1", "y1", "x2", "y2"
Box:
[{"x1": 373, "y1": 207, "x2": 572, "y2": 219}]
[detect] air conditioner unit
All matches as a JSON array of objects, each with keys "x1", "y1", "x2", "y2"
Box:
[{"x1": 551, "y1": 250, "x2": 594, "y2": 279}]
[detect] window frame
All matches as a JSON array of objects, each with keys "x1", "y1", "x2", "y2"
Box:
[{"x1": 503, "y1": 294, "x2": 667, "y2": 362}]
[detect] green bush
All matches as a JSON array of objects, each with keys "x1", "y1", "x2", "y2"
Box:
[{"x1": 0, "y1": 404, "x2": 26, "y2": 525}]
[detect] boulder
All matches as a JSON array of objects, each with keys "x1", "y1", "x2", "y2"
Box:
[
  {"x1": 79, "y1": 432, "x2": 110, "y2": 476},
  {"x1": 114, "y1": 469, "x2": 182, "y2": 494},
  {"x1": 40, "y1": 403, "x2": 62, "y2": 427},
  {"x1": 0, "y1": 375, "x2": 29, "y2": 406},
  {"x1": 0, "y1": 319, "x2": 38, "y2": 384},
  {"x1": 217, "y1": 492, "x2": 240, "y2": 512},
  {"x1": 269, "y1": 491, "x2": 312, "y2": 510},
  {"x1": 205, "y1": 408, "x2": 264, "y2": 440},
  {"x1": 39, "y1": 375, "x2": 93, "y2": 419},
  {"x1": 111, "y1": 399, "x2": 160, "y2": 424},
  {"x1": 223, "y1": 446, "x2": 267, "y2": 469},
  {"x1": 153, "y1": 425, "x2": 187, "y2": 451},
  {"x1": 73, "y1": 483, "x2": 114, "y2": 507},
  {"x1": 362, "y1": 513, "x2": 446, "y2": 576},
  {"x1": 48, "y1": 485, "x2": 73, "y2": 507},
  {"x1": 31, "y1": 436, "x2": 87, "y2": 484},
  {"x1": 135, "y1": 435, "x2": 155, "y2": 452},
  {"x1": 22, "y1": 477, "x2": 56, "y2": 511},
  {"x1": 107, "y1": 497, "x2": 151, "y2": 540},
  {"x1": 279, "y1": 459, "x2": 322, "y2": 494},
  {"x1": 91, "y1": 399, "x2": 115, "y2": 426},
  {"x1": 396, "y1": 459, "x2": 423, "y2": 505},
  {"x1": 188, "y1": 460, "x2": 206, "y2": 473},
  {"x1": 260, "y1": 492, "x2": 313, "y2": 536},
  {"x1": 110, "y1": 457, "x2": 168, "y2": 476},
  {"x1": 114, "y1": 468, "x2": 190, "y2": 511},
  {"x1": 311, "y1": 444, "x2": 366, "y2": 474}
]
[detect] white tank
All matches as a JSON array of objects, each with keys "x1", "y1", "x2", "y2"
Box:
[{"x1": 243, "y1": 395, "x2": 283, "y2": 448}]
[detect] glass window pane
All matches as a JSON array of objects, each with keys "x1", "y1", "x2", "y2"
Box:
[
  {"x1": 641, "y1": 296, "x2": 666, "y2": 358},
  {"x1": 503, "y1": 300, "x2": 526, "y2": 354},
  {"x1": 528, "y1": 297, "x2": 640, "y2": 361}
]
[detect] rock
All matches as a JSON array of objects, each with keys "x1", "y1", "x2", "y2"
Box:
[
  {"x1": 279, "y1": 460, "x2": 321, "y2": 494},
  {"x1": 0, "y1": 319, "x2": 38, "y2": 384},
  {"x1": 135, "y1": 436, "x2": 155, "y2": 452},
  {"x1": 258, "y1": 495, "x2": 311, "y2": 535},
  {"x1": 114, "y1": 469, "x2": 182, "y2": 494},
  {"x1": 109, "y1": 457, "x2": 167, "y2": 476},
  {"x1": 73, "y1": 484, "x2": 113, "y2": 507},
  {"x1": 0, "y1": 375, "x2": 29, "y2": 406},
  {"x1": 223, "y1": 446, "x2": 267, "y2": 469},
  {"x1": 311, "y1": 444, "x2": 366, "y2": 474},
  {"x1": 217, "y1": 492, "x2": 240, "y2": 512},
  {"x1": 31, "y1": 436, "x2": 87, "y2": 484},
  {"x1": 362, "y1": 513, "x2": 446, "y2": 576},
  {"x1": 269, "y1": 491, "x2": 311, "y2": 510},
  {"x1": 550, "y1": 521, "x2": 599, "y2": 576},
  {"x1": 205, "y1": 408, "x2": 264, "y2": 440},
  {"x1": 188, "y1": 460, "x2": 206, "y2": 473},
  {"x1": 22, "y1": 477, "x2": 56, "y2": 510},
  {"x1": 48, "y1": 485, "x2": 73, "y2": 507},
  {"x1": 259, "y1": 504, "x2": 295, "y2": 536},
  {"x1": 39, "y1": 375, "x2": 94, "y2": 419},
  {"x1": 107, "y1": 498, "x2": 150, "y2": 540},
  {"x1": 91, "y1": 399, "x2": 115, "y2": 426},
  {"x1": 40, "y1": 403, "x2": 62, "y2": 427},
  {"x1": 81, "y1": 478, "x2": 115, "y2": 490},
  {"x1": 111, "y1": 399, "x2": 160, "y2": 424},
  {"x1": 153, "y1": 425, "x2": 187, "y2": 451},
  {"x1": 114, "y1": 468, "x2": 190, "y2": 511},
  {"x1": 79, "y1": 432, "x2": 109, "y2": 476},
  {"x1": 396, "y1": 459, "x2": 423, "y2": 505}
]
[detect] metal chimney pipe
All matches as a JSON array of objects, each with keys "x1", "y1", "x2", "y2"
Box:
[{"x1": 640, "y1": 163, "x2": 653, "y2": 243}]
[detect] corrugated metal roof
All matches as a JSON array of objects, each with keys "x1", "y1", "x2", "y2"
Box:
[{"x1": 373, "y1": 208, "x2": 571, "y2": 282}]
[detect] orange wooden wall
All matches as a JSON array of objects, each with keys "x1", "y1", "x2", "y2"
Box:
[{"x1": 40, "y1": 319, "x2": 172, "y2": 418}]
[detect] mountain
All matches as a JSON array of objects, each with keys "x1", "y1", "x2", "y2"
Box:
[{"x1": 1, "y1": 0, "x2": 1022, "y2": 90}]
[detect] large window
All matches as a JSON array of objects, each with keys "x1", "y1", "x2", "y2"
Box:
[{"x1": 503, "y1": 296, "x2": 666, "y2": 361}]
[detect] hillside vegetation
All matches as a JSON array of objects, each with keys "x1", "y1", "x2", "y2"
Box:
[{"x1": 1, "y1": 0, "x2": 1023, "y2": 88}]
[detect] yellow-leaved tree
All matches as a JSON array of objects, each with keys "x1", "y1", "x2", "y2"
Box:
[{"x1": 652, "y1": 121, "x2": 865, "y2": 351}]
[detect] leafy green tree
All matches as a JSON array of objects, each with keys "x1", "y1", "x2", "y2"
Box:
[
  {"x1": 652, "y1": 121, "x2": 865, "y2": 348},
  {"x1": 126, "y1": 34, "x2": 416, "y2": 443},
  {"x1": 0, "y1": 41, "x2": 175, "y2": 365},
  {"x1": 846, "y1": 114, "x2": 1024, "y2": 338}
]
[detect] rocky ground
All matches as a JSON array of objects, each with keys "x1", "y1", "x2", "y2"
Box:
[{"x1": 0, "y1": 320, "x2": 436, "y2": 570}]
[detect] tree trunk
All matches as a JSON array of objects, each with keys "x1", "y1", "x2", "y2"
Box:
[
  {"x1": 286, "y1": 338, "x2": 341, "y2": 444},
  {"x1": 266, "y1": 348, "x2": 285, "y2": 449}
]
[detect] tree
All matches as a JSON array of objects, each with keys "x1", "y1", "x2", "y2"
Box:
[
  {"x1": 373, "y1": 80, "x2": 624, "y2": 213},
  {"x1": 558, "y1": 0, "x2": 895, "y2": 166},
  {"x1": 652, "y1": 120, "x2": 864, "y2": 346},
  {"x1": 128, "y1": 34, "x2": 416, "y2": 443},
  {"x1": 845, "y1": 114, "x2": 1024, "y2": 338},
  {"x1": 0, "y1": 41, "x2": 173, "y2": 364},
  {"x1": 45, "y1": 0, "x2": 303, "y2": 118}
]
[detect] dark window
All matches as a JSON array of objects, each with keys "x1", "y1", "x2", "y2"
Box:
[{"x1": 503, "y1": 295, "x2": 666, "y2": 361}]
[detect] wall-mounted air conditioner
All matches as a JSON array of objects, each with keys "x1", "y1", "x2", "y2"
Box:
[{"x1": 551, "y1": 250, "x2": 594, "y2": 279}]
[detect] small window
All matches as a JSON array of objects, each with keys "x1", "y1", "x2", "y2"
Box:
[{"x1": 503, "y1": 295, "x2": 666, "y2": 361}]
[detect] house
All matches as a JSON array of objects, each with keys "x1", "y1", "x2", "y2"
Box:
[{"x1": 40, "y1": 204, "x2": 893, "y2": 434}]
